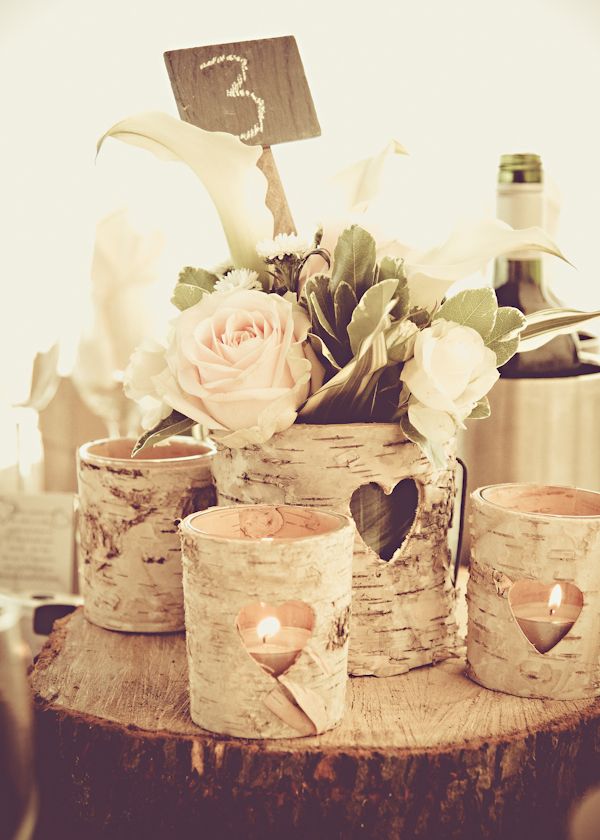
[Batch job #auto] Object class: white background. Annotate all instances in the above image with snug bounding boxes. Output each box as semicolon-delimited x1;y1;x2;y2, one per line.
2;0;600;393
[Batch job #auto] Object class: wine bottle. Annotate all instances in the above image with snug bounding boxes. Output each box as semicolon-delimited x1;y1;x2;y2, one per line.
494;153;581;377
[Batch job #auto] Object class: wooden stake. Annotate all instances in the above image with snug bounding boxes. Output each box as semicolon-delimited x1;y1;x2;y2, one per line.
164;37;321;237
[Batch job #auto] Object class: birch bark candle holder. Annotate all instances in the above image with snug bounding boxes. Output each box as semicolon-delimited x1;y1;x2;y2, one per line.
77;436;216;633
212;423;460;678
467;483;600;700
179;504;354;739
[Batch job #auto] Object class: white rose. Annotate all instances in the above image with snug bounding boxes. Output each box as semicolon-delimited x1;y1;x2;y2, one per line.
126;289;324;447
400;319;499;441
124;339;172;429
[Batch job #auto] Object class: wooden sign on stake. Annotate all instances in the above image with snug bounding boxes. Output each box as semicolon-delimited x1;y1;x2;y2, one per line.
164;36;321;236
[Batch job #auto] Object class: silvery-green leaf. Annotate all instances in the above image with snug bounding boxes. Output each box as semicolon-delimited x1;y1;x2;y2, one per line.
307;333;341;371
300;332;388;423
380;255;409;318
385;321;418;363
306;279;348;366
308;288;337;339
171;283;208;311
518;308;600;352
408;308;432;329
391;279;410;320
379;256;406;282
347;278;399;356
486;306;526;366
403;219;569;310
334;280;358;334
132;410;194;457
97;112;272;272
331;225;377;299
332;139;408;213
391;382;411;420
434;288;498;339
305;276;334;333
467;396;491;420
400;414;448;471
177;266;218;291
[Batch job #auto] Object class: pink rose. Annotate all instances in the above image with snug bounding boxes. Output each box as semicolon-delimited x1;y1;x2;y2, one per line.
144;289;323;446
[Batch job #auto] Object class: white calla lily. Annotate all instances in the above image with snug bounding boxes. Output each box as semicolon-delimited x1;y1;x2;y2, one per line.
333;139;408;213
97;111;273;272
379;219;569;310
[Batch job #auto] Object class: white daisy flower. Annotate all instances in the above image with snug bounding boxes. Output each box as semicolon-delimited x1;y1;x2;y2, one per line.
214;268;261;293
256;233;310;260
210;259;235;276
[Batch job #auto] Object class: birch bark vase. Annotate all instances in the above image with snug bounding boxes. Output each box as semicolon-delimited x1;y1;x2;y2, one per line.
77;437;216;633
212;423;459;677
467;483;600;699
179;504;354;739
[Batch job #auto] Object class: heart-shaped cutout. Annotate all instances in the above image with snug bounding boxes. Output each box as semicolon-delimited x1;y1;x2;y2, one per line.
236;600;315;677
350;480;419;562
508;579;583;654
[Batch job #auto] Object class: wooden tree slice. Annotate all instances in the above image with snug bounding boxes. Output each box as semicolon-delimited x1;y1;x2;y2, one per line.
31;610;600;840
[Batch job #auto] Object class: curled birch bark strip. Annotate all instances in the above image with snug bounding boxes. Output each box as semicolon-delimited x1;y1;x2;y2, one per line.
77;437;216;632
211;423;459;677
179;504;354;739
467;483;600;699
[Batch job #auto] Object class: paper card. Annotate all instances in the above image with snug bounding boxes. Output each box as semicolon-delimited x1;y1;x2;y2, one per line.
0;492;76;594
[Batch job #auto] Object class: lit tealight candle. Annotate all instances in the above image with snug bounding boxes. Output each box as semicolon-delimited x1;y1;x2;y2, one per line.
513;583;579;654
241;615;311;676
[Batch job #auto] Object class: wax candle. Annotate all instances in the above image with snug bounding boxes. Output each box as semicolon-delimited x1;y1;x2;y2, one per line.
513;584;579;653
241;616;311;676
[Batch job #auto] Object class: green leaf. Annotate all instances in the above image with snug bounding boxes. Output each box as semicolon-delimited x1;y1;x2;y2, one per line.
434;288;498;339
305;275;334;326
379;256;406;282
467;396;491;420
407;309;432;329
305;274;350;366
385;321;418;363
519;308;600;352
486;306;525;366
177;266;218;291
307;333;341;372
171;283;208;311
379;256;410;319
132;410;195;457
333;280;358;335
347;278;399;356
390;279;410;320
399;413;448;470
300;333;389;423
330;225;377;299
308;288;337;339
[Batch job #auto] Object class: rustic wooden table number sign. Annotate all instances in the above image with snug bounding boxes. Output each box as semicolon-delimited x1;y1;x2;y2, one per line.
164;36;321;236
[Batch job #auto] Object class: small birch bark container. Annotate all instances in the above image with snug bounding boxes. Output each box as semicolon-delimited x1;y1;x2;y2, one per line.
77;437;216;633
179;504;354;739
212;423;459;677
467;483;600;699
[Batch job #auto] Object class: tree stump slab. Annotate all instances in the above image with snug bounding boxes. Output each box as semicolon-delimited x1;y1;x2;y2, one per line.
31;610;600;840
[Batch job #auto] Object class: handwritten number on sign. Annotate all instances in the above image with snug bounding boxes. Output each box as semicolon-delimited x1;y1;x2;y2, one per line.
198;54;266;141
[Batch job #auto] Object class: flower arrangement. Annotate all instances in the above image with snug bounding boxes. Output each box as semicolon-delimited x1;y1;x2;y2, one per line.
98;112;598;467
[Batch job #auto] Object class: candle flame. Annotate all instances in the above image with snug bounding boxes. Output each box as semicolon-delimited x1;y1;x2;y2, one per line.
548;583;563;613
256;616;281;642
